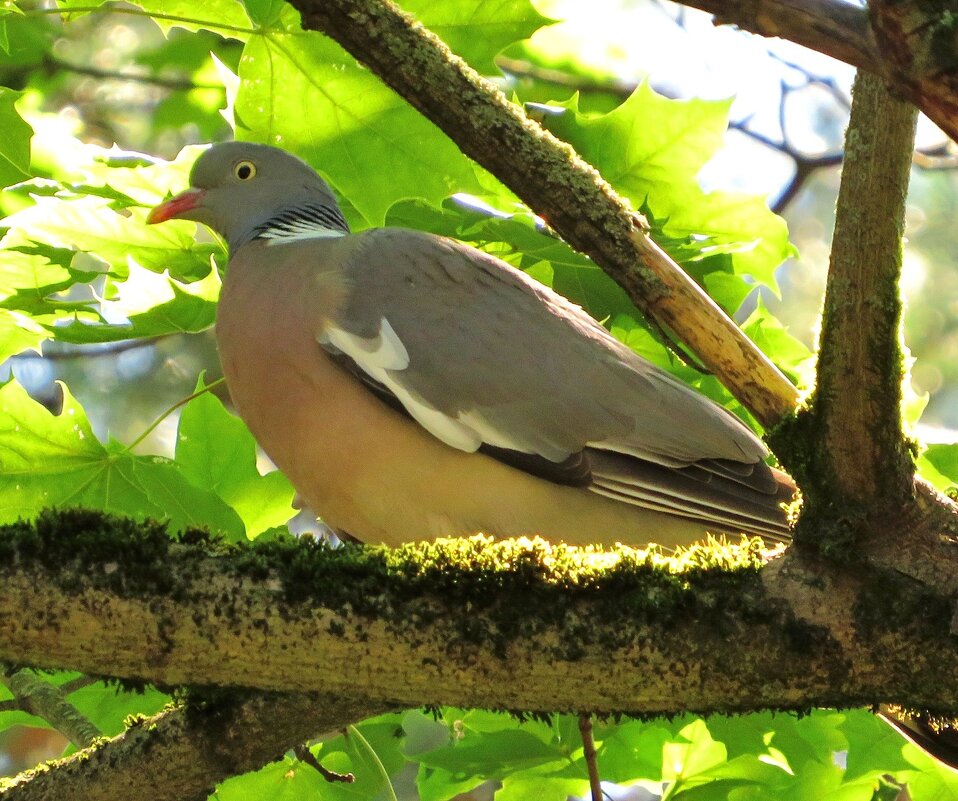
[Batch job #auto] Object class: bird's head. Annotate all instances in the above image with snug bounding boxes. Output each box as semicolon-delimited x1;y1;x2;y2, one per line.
147;142;347;251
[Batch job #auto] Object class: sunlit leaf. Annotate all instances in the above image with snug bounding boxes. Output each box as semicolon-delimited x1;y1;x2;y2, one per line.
841;710;913;783
65;680;170;737
0;246;75;302
543;85;793;291
918;442;958;492
176;382;296;538
0;307;46;361
663;720;728;785
498;776;588;801
212;756;328;800
234;4;485;223
0;88;32;187
0;380;243;539
44;262;220;344
597;720;671;783
1;196;217;280
403;0;551;74
741;296;814;387
416;728;566;776
904;759;958;801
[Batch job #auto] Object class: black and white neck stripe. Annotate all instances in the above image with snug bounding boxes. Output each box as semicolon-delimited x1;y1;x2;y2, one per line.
253;203;350;243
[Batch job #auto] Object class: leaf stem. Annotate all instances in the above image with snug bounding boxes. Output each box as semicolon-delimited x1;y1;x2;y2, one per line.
347;724;398;801
578;714;604;801
123;377;225;453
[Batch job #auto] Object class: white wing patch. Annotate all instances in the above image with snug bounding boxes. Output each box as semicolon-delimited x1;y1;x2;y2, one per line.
320;318;569;459
390;383;482;452
320;319;481;452
323;318;410;370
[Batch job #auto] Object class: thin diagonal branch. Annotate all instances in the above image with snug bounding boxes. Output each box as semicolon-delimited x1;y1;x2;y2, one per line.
1;670;101;749
289;0;800;428
56;677;100;696
45;55;223;92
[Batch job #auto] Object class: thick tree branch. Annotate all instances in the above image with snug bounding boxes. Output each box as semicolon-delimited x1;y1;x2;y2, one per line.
766;74;958;574
0;690;387;801
814;72;917;513
289;0;799;427
1;511;957;717
680;0;881;72
681;0;958;145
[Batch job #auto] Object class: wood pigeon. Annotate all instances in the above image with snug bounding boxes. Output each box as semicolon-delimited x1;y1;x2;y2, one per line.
148;142;794;548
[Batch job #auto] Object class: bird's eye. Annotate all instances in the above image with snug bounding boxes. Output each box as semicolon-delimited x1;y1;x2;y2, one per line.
233;161;256;181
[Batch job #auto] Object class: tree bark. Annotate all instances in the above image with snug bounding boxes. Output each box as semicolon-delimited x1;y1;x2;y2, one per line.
0;690;388;801
680;0;880;72
681;0;958;146
1;512;956;716
803;72;918;532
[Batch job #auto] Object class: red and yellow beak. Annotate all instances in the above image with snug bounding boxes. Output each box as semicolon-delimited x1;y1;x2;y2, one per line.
146;188;206;224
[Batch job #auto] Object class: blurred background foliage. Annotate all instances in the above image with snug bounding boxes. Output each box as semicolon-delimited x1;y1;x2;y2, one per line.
0;0;957;798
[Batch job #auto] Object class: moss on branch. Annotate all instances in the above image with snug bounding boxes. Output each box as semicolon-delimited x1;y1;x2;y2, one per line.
0;690;387;801
0;509;957;719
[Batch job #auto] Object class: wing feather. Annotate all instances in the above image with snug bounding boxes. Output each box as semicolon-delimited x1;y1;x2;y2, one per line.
309;227;791;537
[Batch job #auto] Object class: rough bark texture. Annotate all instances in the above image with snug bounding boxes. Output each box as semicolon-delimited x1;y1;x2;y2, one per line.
814;72;917;510
288;0;800;428
861;478;958;591
869;1;958;136
0;690;388;801
767;74;958;574
0;511;956;717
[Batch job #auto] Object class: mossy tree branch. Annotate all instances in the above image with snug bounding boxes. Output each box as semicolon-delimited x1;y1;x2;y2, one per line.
806;73;917;520
767;73;958;578
0;690;388;801
288;0;799;428
1;511;957;719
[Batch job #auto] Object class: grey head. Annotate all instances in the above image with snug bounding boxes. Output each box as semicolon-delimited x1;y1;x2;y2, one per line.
148;142;349;252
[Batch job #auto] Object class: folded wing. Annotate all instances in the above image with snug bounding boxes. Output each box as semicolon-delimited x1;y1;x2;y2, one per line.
314;227;793;539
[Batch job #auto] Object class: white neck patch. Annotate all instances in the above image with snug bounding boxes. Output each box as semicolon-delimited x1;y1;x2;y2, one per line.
256;203;350;245
260;222;348;244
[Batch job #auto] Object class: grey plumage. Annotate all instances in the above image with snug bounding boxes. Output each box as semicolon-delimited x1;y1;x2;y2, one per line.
322;227;792;538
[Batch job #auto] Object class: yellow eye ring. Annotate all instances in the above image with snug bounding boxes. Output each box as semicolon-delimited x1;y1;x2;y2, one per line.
233;160;256;180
